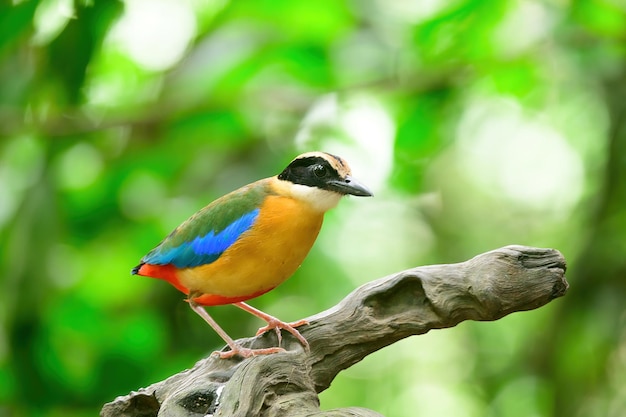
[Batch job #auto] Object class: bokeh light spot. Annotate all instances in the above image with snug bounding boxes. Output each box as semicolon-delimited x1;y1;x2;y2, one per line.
32;0;74;45
55;143;104;190
457;97;584;213
109;0;197;71
494;0;553;57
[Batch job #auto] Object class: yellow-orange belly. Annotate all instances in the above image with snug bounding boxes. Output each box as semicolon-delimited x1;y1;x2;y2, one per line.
176;195;323;303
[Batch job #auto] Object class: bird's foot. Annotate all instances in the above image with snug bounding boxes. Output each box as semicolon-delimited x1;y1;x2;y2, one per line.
256;318;310;351
213;345;286;359
232;302;310;351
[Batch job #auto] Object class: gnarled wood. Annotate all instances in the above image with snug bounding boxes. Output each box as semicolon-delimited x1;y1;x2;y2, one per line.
101;245;568;417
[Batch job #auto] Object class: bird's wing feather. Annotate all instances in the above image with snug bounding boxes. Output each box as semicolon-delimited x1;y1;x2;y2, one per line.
142;180;269;268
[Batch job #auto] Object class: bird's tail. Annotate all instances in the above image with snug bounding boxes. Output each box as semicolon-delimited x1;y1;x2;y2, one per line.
131;263;144;275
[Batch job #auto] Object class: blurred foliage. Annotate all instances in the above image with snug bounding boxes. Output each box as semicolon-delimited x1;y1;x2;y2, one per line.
1;0;626;416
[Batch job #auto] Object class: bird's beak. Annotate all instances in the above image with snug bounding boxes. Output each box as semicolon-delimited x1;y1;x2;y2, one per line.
327;175;373;197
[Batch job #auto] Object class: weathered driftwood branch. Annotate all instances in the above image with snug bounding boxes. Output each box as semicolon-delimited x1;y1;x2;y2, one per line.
101;245;568;417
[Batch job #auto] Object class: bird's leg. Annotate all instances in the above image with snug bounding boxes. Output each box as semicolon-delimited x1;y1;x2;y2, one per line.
188;296;285;359
233;302;309;351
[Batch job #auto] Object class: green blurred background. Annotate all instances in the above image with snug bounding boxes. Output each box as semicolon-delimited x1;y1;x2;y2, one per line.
1;0;625;416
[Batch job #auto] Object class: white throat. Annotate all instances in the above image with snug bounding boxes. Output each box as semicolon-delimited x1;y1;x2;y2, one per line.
288;183;343;212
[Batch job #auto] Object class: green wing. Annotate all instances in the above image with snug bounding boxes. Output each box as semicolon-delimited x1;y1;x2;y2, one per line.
142;180;270;268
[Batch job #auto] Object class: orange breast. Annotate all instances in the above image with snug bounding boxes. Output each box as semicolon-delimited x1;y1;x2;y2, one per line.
176;195;324;304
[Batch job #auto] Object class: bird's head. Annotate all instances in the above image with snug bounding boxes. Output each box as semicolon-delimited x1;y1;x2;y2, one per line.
275;151;373;212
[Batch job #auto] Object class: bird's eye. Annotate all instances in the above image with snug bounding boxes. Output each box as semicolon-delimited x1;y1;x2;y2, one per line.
313;164;327;178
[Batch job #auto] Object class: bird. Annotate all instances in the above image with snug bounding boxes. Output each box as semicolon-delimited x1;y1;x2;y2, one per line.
132;152;372;358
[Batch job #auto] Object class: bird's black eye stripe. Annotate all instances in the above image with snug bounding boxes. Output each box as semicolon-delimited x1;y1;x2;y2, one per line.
278;156;340;188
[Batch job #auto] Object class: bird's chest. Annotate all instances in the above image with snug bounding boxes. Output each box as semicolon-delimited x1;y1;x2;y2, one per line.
179;196;324;297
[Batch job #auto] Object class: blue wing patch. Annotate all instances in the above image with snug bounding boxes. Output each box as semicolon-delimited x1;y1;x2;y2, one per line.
144;208;260;268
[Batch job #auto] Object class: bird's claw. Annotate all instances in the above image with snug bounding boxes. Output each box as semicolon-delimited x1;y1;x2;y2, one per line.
256;319;310;351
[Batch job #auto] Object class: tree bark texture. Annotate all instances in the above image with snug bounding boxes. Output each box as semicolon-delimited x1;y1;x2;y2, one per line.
101;245;568;417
